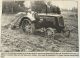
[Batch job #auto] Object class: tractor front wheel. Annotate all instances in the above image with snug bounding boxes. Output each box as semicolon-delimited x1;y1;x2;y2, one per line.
45;28;55;38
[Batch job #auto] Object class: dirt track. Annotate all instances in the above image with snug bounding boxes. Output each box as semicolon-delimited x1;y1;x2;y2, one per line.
1;12;79;52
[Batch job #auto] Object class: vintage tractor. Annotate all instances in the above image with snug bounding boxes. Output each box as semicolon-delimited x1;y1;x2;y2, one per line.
9;11;70;38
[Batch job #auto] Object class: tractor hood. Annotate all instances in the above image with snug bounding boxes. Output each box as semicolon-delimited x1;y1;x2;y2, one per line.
37;13;62;17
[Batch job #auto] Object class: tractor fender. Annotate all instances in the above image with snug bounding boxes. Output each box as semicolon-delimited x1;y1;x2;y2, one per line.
20;11;36;22
12;12;36;28
19;15;36;27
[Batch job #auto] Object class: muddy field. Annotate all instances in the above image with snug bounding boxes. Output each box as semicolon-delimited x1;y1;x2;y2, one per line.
1;12;79;52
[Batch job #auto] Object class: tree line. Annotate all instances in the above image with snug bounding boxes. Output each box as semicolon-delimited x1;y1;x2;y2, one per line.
31;1;61;14
2;1;61;14
2;1;26;14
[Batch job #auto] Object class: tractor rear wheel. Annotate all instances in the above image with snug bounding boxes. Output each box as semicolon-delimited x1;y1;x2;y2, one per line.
21;19;35;34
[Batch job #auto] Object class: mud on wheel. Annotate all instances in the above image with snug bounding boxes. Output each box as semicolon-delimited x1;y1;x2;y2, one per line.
64;30;70;38
21;19;35;34
63;25;70;38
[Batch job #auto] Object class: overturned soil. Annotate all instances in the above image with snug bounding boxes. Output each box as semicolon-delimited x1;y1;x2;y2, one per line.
1;12;79;52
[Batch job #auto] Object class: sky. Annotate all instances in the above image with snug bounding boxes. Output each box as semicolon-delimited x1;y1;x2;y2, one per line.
51;1;77;10
24;0;77;10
